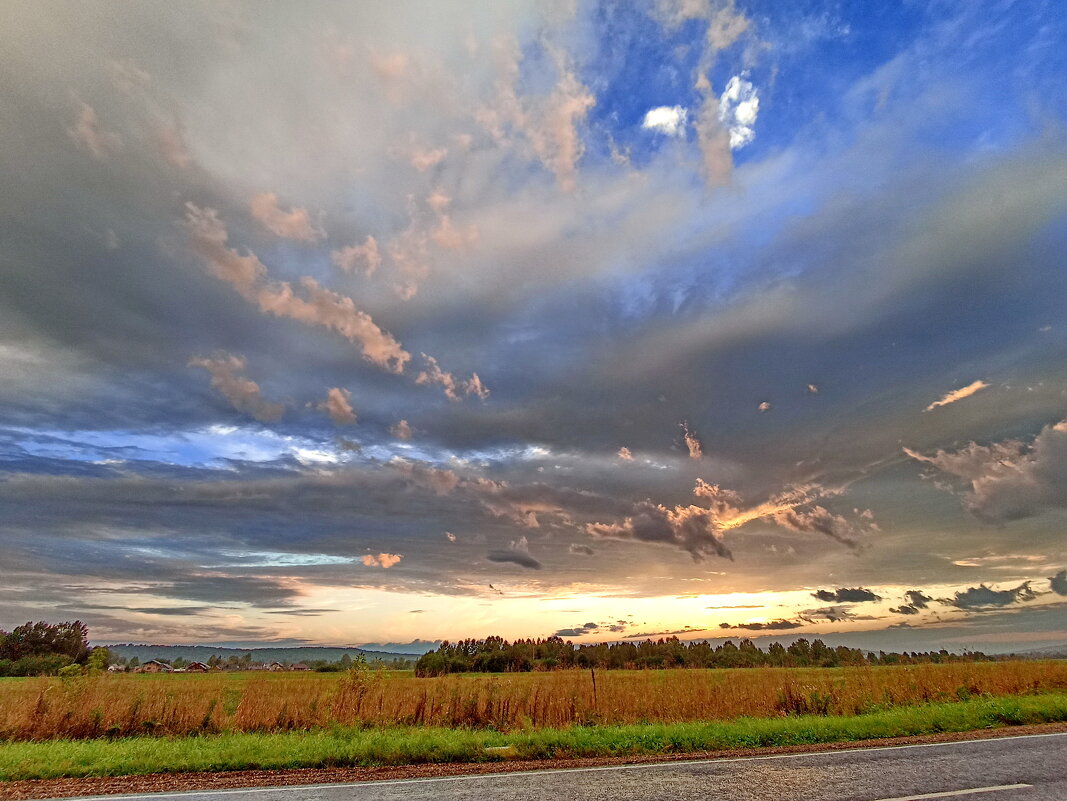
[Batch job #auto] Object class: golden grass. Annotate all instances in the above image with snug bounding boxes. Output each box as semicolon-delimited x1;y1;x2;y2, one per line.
1;661;1064;741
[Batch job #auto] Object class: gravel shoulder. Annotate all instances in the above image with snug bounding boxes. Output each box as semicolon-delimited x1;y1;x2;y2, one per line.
3;721;1066;800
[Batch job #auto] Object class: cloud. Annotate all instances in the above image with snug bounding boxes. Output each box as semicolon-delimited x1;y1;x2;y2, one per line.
681;421;703;459
249;193;325;242
799;606;864;623
188;353;285;423
924;380;989;411
905;420;1067;522
67;100;122;159
758;401;771;412
486;535;541;569
331;236;382;276
719;619;803;630
587;499;732;561
389;419;413;440
587;478;873;561
108;58;152;93
642;105;688;137
656;0;751;54
617;447;633;460
415;354;490;401
156;124;192;168
770;503;866;549
317;387;357;425
1050;570;1067;597
718;74;759;150
905;590;933;609
807;384;819;393
184;204;410;373
943;582;1037;610
147;575;300;606
553;621;599;637
362;553;402;568
812;587;881;603
409;146;447;172
444;531;457;542
476;37;595;192
693;93;733;186
568;543;594;556
891;589;934;614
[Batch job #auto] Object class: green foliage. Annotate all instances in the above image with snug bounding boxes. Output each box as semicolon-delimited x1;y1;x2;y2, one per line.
85;647;112;676
0;621;89;663
415;635;995;676
0;692;1063;781
0;654;75;677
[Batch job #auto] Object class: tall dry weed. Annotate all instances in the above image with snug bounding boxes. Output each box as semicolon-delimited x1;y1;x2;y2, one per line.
0;661;1063;741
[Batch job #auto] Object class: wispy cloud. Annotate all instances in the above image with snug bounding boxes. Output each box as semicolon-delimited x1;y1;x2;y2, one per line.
924;380;989;411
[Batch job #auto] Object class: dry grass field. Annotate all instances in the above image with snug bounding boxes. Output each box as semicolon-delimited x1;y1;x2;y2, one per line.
2;661;1065;741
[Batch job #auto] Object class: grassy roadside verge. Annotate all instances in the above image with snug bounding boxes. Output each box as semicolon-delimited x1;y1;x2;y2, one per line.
2;693;1066;781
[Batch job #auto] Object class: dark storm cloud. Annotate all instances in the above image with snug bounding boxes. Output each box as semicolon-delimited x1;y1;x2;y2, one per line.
486;537;542;570
586;500;733;561
799;606;879;624
891;590;934;615
553;622;599;638
905;421;1067;524
140;576;300;606
1050;570;1067;597
622;627;704;639
129;606;216;616
719;619;803;631
905;591;933;609
263;609;341;616
812;588;881;603
943;583;1038;610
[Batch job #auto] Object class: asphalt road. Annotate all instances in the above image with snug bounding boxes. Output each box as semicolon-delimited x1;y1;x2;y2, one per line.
72;732;1067;801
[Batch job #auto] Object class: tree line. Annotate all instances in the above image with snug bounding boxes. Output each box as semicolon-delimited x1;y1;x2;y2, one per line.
415;635;996;676
0;621;111;677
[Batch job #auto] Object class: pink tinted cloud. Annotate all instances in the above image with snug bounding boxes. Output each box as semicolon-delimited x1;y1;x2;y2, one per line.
249;192;325;242
331;236;382;276
67;100;122;159
318;387;357;425
184;204;410;374
362;553;402;568
188;352;284;423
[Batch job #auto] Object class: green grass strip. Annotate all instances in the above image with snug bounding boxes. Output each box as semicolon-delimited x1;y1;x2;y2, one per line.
2;693;1065;781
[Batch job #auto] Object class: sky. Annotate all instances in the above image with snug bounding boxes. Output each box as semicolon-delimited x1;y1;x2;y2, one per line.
1;0;1066;654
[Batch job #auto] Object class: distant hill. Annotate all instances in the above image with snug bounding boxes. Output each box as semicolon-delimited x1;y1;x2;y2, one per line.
1010;643;1067;659
102;643;414;664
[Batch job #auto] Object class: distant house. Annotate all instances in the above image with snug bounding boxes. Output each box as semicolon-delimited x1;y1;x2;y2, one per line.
186;661;210;672
268;662;286;672
291;663;310;671
106;664;125;673
141;660;172;673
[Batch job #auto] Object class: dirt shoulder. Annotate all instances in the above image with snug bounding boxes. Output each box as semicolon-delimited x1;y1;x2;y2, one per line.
3;721;1067;800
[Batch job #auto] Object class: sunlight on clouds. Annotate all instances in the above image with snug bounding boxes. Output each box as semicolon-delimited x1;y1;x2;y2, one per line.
642;105;688;137
719;74;759;149
924;380;989;411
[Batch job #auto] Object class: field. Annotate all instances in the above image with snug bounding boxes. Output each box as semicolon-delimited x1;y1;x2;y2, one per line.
1;661;1065;740
1;662;1066;782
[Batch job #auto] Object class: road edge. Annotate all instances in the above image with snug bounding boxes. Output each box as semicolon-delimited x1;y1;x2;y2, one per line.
3;721;1067;800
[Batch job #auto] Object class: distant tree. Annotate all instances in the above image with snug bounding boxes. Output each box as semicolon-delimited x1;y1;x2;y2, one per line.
0;621;89;663
85;647;111;675
340;653;352;668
